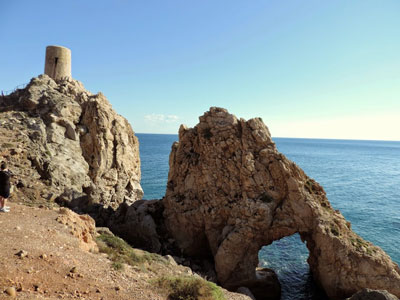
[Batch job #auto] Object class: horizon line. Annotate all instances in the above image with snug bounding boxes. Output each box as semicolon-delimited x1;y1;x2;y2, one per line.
135;132;400;143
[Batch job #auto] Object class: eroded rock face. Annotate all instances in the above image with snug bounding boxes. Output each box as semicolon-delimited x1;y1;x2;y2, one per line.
56;207;98;252
0;75;142;208
105;200;163;253
163;107;400;299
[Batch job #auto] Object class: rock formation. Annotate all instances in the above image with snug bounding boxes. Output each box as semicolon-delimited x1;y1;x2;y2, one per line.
103;199;164;253
0;74;142;208
163;107;400;299
56;207;98;252
348;289;398;300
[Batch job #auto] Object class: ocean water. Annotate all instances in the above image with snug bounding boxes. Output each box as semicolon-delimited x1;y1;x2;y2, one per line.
137;134;400;299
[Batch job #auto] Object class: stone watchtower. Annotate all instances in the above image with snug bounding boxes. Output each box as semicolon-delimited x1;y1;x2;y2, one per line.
44;45;71;80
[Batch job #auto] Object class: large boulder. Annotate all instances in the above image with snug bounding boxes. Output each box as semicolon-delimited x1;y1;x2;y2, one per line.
163;107;400;299
0;75;142;208
348;289;398;300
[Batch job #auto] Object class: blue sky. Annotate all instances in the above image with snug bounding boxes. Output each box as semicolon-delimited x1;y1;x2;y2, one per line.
1;1;399;140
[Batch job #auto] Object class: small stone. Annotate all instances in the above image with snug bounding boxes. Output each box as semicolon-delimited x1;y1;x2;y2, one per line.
115;286;120;291
164;255;178;266
11;148;22;155
70;266;77;273
5;287;16;297
15;250;28;258
16;180;24;188
39;254;47;259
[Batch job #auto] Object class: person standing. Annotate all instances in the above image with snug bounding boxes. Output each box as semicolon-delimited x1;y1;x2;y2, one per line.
0;161;12;213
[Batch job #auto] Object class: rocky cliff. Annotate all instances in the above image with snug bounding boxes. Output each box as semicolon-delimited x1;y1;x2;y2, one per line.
2;78;399;300
0;79;252;300
163;107;400;299
0;75;142;208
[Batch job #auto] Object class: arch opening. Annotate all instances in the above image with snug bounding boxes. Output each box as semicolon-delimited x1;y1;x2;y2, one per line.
258;233;327;300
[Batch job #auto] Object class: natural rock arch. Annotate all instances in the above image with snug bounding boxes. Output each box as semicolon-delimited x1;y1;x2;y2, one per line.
163;107;400;299
258;233;321;299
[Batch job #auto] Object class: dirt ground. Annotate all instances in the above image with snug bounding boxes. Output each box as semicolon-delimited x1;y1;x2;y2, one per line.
0;202;250;300
0;202;168;299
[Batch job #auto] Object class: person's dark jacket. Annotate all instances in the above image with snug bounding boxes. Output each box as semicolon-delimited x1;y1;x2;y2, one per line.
0;170;12;198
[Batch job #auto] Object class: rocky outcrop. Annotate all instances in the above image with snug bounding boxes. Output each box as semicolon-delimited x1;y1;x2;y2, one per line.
349;289;398;300
56;207;98;252
0;75;142;208
103;200;164;253
163;107;400;299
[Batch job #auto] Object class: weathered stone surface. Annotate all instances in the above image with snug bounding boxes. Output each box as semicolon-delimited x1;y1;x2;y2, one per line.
349;288;398;300
105;200;163;253
80;92;142;207
0;74;142;208
56;207;98;252
163;107;400;299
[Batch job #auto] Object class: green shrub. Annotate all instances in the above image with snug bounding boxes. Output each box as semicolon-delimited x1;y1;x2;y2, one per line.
154;276;225;300
349;236;375;254
112;261;124;270
96;233;167;269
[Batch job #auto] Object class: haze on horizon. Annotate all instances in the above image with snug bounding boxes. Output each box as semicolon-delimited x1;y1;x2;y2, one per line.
1;1;399;141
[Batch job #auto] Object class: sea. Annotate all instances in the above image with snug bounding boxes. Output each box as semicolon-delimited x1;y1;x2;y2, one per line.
137;133;400;300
